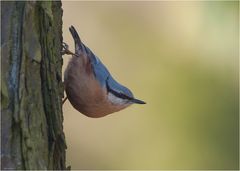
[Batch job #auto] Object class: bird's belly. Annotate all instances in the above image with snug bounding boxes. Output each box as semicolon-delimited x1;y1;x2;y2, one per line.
64;59;130;117
66;86;127;117
65;83;129;117
65;70;125;117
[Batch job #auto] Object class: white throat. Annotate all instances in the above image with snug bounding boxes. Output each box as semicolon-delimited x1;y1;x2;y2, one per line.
107;92;129;105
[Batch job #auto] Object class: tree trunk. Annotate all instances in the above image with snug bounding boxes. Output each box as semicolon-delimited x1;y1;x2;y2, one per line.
1;1;66;170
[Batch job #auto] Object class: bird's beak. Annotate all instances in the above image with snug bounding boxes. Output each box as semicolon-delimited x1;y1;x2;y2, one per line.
131;98;146;104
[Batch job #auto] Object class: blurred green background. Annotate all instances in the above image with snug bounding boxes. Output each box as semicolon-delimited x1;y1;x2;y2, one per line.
62;1;239;170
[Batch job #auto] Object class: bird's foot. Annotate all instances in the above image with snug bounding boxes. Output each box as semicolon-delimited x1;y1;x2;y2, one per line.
61;42;78;56
62;96;68;105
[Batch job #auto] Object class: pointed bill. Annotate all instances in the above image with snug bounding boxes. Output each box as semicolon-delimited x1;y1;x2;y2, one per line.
131;98;146;104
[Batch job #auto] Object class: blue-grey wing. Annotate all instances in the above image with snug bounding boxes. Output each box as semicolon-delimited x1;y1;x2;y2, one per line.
84;44;133;97
92;59;110;86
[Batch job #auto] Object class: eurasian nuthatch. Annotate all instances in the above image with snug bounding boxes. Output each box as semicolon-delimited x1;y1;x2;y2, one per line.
63;26;145;118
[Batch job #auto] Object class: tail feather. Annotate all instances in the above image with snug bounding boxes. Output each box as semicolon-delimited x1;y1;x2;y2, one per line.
69;25;99;64
69;25;86;55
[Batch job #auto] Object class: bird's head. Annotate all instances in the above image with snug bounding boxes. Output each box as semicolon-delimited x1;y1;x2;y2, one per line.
106;76;146;107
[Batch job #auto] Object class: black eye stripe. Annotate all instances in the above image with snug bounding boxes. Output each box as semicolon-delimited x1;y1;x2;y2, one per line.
111;90;132;100
106;78;132;100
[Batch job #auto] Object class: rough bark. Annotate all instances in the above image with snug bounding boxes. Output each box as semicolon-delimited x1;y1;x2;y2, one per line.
1;1;66;170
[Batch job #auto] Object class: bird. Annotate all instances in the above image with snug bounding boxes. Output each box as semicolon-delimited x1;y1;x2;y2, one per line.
63;26;145;118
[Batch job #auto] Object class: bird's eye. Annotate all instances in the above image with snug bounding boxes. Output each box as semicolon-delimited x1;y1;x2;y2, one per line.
106;78;133;100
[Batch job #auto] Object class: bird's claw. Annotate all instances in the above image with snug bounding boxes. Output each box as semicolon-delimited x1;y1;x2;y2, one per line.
62;96;68;105
61;42;78;56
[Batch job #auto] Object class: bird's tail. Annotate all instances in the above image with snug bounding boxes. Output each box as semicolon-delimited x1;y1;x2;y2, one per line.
69;26;99;64
69;25;86;55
